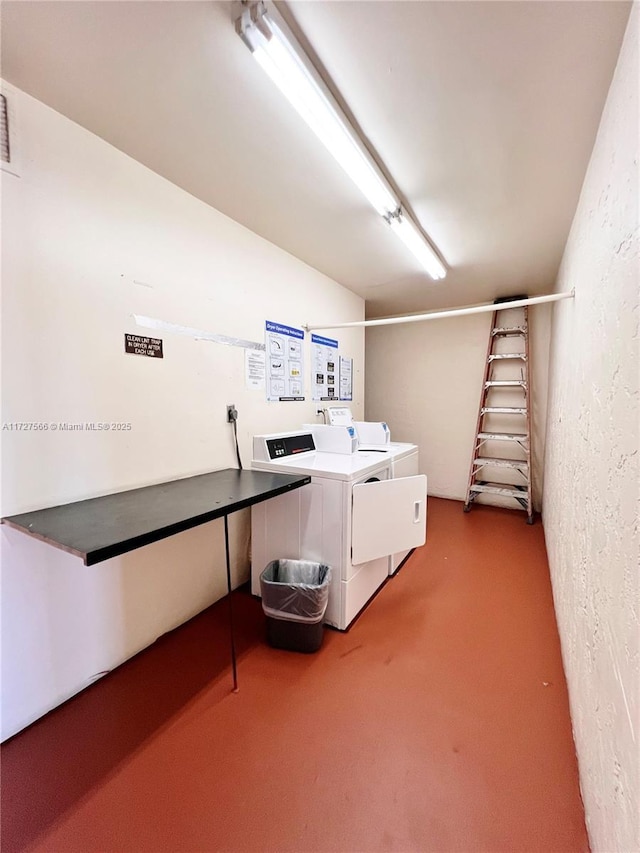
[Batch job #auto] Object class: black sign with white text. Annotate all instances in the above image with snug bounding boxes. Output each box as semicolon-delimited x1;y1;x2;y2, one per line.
124;334;163;358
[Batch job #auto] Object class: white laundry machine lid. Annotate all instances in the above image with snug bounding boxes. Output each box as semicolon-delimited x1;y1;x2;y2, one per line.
252;451;390;481
252;430;392;480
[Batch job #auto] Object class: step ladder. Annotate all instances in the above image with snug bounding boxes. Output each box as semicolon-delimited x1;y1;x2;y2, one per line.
463;297;534;524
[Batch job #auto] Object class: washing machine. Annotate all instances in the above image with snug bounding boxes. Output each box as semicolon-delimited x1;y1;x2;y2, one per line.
251;430;427;630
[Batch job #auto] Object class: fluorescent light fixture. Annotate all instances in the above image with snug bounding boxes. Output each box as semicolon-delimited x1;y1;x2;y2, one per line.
385;209;446;280
236;2;446;280
253;41;398;216
237;3;395;216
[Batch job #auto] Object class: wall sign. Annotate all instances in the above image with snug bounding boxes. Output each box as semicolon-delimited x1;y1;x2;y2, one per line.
124;333;164;358
245;348;266;390
265;321;305;401
311;334;339;401
339;356;353;401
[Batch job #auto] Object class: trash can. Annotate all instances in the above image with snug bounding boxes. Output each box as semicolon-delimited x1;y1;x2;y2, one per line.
260;559;332;653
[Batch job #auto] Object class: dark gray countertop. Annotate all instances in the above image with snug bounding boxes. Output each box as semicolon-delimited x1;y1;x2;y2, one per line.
2;468;310;565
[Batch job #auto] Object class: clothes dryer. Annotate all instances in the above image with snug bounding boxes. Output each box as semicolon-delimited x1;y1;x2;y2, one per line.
251;431;427;630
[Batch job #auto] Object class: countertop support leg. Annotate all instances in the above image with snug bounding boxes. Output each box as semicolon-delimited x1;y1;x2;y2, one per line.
224;514;239;692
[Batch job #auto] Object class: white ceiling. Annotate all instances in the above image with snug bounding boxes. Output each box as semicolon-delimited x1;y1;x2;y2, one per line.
1;0;631;317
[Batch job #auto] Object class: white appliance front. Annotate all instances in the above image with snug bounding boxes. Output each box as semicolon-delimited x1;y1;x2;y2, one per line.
352;475;427;565
251;468;392;630
250;432;426;630
386;446;422;574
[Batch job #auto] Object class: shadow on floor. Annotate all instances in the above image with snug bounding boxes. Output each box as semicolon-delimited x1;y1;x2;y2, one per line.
0;588;263;852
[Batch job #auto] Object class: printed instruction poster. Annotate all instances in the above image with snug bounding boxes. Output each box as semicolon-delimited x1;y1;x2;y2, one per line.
265;321;305;401
311;334;339;401
339;356;353;401
245;348;266;390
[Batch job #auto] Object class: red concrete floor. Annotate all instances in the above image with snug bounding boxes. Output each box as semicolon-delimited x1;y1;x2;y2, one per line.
1;498;588;853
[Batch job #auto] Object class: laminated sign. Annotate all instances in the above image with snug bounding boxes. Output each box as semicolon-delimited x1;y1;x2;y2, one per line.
311;334;339;401
339;355;353;401
265;321;305;401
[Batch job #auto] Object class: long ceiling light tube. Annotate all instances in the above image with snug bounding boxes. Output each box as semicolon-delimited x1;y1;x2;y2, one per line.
303;290;575;332
385;209;446;280
236;1;446;280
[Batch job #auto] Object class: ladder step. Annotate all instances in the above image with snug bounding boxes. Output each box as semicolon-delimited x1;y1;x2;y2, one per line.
492;326;527;337
478;432;528;442
481;406;527;415
488;353;527;362
469;483;528;498
473;457;529;470
466;304;532;520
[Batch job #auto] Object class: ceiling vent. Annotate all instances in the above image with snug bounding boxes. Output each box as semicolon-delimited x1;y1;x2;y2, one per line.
1;94;11;164
0;82;21;177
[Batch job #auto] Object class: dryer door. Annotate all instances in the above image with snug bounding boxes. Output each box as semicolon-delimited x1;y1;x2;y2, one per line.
351;475;427;565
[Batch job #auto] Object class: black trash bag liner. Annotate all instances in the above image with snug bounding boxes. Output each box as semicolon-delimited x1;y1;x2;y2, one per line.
260;559;331;624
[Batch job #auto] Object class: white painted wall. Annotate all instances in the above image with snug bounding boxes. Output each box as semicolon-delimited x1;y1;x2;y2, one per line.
0;84;364;741
365;306;550;511
542;7;639;852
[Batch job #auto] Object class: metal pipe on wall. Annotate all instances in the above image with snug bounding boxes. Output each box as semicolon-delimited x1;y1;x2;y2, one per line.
304;289;574;332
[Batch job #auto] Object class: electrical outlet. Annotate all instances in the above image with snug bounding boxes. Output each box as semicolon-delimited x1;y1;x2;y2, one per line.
227;404;238;423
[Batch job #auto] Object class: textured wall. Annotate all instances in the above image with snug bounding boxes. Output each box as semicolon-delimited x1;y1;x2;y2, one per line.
542;7;639;852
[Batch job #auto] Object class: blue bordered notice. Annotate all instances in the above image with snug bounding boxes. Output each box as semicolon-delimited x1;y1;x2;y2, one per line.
265;321;305;401
311;333;339;401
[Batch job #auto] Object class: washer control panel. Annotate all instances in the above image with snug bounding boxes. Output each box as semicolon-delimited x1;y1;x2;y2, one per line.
265;433;316;460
